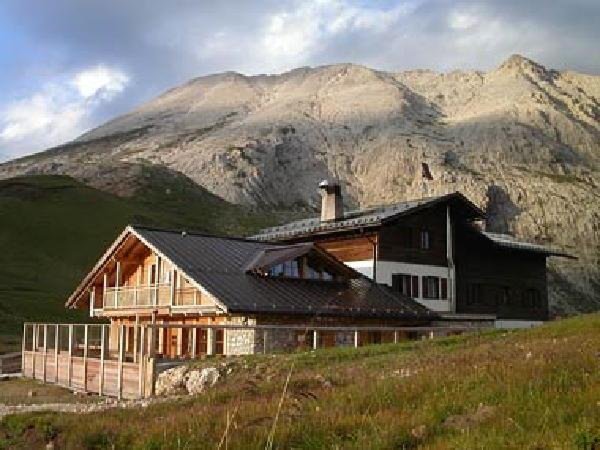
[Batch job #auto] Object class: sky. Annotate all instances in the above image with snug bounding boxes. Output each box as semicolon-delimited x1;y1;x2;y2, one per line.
0;0;598;161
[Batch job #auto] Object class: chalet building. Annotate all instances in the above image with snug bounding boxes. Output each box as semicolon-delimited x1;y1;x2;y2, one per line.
66;226;436;358
252;181;572;327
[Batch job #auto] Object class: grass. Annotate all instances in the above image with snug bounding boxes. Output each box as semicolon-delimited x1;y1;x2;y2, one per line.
0;172;289;352
0;379;100;406
1;313;598;449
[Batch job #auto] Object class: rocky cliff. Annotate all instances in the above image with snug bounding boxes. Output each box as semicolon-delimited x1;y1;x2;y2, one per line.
1;54;598;314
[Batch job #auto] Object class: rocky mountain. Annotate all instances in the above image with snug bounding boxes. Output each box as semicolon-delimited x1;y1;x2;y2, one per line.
1;54;599;314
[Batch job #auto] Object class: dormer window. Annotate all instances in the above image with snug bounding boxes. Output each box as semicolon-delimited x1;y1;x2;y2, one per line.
269;260;299;278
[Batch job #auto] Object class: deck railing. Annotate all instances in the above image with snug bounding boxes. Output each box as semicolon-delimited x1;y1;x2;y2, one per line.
102;285;202;309
22;321;488;399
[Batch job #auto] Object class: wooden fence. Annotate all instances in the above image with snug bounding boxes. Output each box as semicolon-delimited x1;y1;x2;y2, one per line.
22;322;483;398
22;323;154;399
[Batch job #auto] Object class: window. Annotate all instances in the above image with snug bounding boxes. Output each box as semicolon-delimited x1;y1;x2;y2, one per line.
392;274;421;297
268;260;299;278
392;274;412;296
441;278;448;300
422;276;440;299
420;230;431;250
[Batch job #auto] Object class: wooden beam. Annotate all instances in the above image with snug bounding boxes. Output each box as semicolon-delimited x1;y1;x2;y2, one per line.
99;325;105;396
54;325;59;383
31;324;37;379
103;273;108;308
138;325;145;398
191;328;197;359
354;330;359;348
207;328;215;356
117;324;125;400
170;268;176;306
83;324;88;392
115;261;121;307
21;323;26;378
67;324;73;388
313;330;318;350
153;256;160;305
133;315;139;363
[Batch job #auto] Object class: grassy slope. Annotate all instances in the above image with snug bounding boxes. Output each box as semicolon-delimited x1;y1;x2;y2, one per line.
1;314;599;449
0;173;281;352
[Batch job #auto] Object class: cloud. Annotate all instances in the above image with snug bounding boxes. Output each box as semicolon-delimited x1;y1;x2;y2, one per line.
0;65;129;157
72;66;129;100
0;0;598;159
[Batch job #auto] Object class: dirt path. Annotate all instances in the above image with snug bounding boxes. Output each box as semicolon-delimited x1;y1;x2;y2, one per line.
0;397;173;420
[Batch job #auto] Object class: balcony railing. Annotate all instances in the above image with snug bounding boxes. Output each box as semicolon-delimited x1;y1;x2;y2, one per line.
102;285;202;309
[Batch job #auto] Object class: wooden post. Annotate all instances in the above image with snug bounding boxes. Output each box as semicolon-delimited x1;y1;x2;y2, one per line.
43;325;48;381
207;328;215;356
191;328;197;359
117;324;125;400
394;331;398;344
138;325;145;398
67;324;73;387
263;329;268;354
83;324;89;391
133;315;139;363
21;323;27;377
313;330;318;350
54;325;59;383
354;330;359;348
32;324;37;378
177;327;183;357
103;273;108;308
90;288;96;318
99;325;105;396
154;256;160;305
170;269;176;306
115;261;121;308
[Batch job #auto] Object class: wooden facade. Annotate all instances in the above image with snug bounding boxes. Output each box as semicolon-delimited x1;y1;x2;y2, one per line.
267;194;560;322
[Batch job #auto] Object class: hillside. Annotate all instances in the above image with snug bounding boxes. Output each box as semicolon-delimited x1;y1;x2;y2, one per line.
0;172;282;352
0;54;599;313
1;313;598;449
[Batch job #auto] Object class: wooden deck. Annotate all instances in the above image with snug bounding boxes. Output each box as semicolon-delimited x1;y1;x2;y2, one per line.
22;351;152;399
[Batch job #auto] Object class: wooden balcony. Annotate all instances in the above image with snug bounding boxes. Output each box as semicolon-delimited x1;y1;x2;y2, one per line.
99;284;210;311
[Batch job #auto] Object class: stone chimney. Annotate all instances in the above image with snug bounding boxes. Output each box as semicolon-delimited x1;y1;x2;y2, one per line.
319;180;343;222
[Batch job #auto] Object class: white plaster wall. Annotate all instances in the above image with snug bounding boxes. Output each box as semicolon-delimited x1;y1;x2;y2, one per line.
345;259;452;312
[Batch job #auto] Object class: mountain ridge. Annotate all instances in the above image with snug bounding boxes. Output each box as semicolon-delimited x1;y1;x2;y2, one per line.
0;54;599;314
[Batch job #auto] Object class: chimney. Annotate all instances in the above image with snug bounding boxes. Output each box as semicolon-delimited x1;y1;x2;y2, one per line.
319;180;343;222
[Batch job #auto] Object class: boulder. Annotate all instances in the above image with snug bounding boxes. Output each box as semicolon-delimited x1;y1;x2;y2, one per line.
155;365;188;396
185;368;220;395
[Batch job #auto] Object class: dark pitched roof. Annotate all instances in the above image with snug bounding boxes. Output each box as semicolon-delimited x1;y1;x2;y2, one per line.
481;232;574;258
251;192;484;241
130;226;436;321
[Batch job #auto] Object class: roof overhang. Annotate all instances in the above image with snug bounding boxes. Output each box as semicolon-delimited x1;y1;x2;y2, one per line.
65;226;231;312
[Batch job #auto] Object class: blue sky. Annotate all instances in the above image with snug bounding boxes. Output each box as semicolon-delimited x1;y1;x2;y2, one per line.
0;0;598;161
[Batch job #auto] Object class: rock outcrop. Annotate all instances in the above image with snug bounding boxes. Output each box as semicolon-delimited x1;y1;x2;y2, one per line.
155;365;222;396
1;55;598;313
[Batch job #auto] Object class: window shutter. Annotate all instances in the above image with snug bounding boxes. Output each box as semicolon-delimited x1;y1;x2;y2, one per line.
412;276;419;298
441;278;448;299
